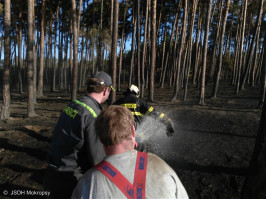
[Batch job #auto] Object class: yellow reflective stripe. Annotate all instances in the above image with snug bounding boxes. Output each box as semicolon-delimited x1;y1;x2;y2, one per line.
121;103;137;109
146;106;154;115
74;100;97;118
159;113;165;119
131;112;143;117
110;86;115;92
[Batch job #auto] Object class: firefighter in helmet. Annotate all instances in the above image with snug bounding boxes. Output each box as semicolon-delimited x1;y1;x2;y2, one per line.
114;84;174;137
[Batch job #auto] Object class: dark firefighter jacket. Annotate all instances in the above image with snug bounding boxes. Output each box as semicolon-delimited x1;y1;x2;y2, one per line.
46;94;105;178
114;94;167;128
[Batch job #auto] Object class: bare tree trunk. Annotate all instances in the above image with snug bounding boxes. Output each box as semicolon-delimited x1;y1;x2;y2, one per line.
171;0;187;102
183;0;198;101
33;3;37;103
118;0;128;92
1;0;11;120
51;5;59;92
240;0;263;90
146;2;151;89
193;7;202;86
236;0;248;94
79;35;85;89
159;20;167;83
47;16;53;91
252;36;261;87
58;24;64;89
198;0;213;105
110;0;119;104
141;0;149;98
160;11;179;88
209;0;223;82
211;0;230;98
232;21;240;86
17;6;23;94
37;0;46;97
69;19;73;92
27;0;37;117
147;0;156;102
129;6;136;86
137;0;141;90
171;20;181;88
71;0;79;100
63;34;68;89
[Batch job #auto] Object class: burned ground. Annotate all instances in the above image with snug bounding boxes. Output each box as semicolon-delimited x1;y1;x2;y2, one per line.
0;82;262;198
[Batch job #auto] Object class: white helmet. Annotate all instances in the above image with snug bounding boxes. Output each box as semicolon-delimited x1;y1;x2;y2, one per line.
129;84;140;97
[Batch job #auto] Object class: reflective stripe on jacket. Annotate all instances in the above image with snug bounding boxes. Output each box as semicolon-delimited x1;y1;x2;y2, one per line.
114;94;163;125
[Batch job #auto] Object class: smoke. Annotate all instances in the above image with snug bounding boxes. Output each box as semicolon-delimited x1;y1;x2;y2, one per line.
135;116;175;160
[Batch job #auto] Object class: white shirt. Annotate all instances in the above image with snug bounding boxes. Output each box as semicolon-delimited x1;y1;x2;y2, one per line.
72;149;189;199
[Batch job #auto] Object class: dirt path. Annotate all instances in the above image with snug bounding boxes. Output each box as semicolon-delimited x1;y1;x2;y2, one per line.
0;82;261;198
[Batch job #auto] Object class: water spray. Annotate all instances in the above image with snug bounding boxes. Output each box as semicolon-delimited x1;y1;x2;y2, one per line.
135;116;175;160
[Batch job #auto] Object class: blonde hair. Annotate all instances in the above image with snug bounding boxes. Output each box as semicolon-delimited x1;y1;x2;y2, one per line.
96;105;134;147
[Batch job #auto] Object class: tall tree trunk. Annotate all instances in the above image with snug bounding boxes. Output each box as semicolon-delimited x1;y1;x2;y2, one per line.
137;0;141;90
160;11;179;88
211;0;230;98
69;19;73;92
159;20;167;83
63;33;68;89
171;0;187;102
129;6;136;86
1;0;11;120
71;0;79;100
96;0;104;71
141;0;149;98
198;0;213;105
146;1;151;89
58;24;64;89
110;0;119;104
240;0;263;90
209;0;223;82
118;0;128;92
33;3;37;103
147;0;156;102
17;6;23;94
183;0;198;101
171;19;181;88
47;16;53;90
37;0;46;97
79;35;85;89
232;21;240;86
51;4;59;92
252;36;261;87
193;7;202;86
236;0;248;94
27;0;36;117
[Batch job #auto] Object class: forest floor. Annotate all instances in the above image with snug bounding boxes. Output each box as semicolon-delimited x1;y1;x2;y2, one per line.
0;81;263;199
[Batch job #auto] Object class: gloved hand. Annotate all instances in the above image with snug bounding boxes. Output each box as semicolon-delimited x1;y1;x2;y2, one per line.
166;123;174;137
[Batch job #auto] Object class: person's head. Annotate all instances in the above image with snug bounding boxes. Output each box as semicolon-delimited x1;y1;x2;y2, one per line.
87;71;114;103
95;105;135;149
124;84;140;97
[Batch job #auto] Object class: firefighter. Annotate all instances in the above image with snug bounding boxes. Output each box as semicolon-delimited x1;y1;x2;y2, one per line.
71;105;189;199
114;84;175;137
43;71;113;198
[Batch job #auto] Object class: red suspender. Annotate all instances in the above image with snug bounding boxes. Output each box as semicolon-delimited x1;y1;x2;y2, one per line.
95;151;148;199
95;160;134;199
133;152;147;199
